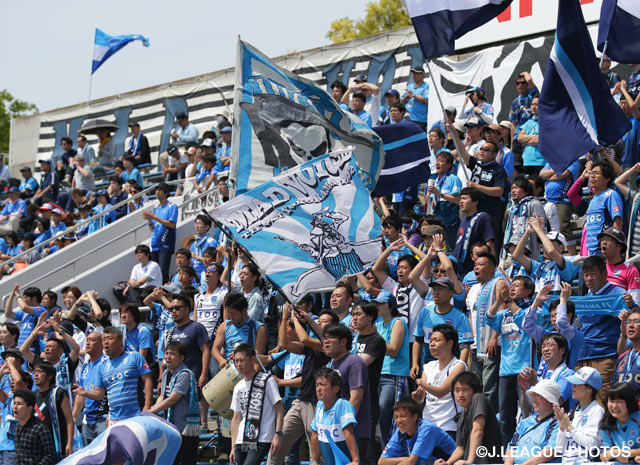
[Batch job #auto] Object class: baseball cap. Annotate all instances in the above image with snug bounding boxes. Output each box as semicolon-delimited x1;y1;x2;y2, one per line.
175;112;187;120
19;166;30;172
384;89;400;99
453;120;466;134
374;289;397;307
220;126;232;133
565;367;602;391
410;66;425;73
62;234;77;241
429;277;455;291
1;347;24;364
444;105;457;115
38;203;54;212
156;182;171;193
499;120;512;131
547;231;568;249
464;117;483;128
128;122;140;128
354;73;367;82
161;282;183;295
38;159;51;164
8;187;19;194
167;145;178;156
465;86;484;95
201;138;215;148
421;224;445;238
482;123;503;137
95;189;108;198
527;379;561;405
598;227;626;246
22;232;36;242
51;208;64;216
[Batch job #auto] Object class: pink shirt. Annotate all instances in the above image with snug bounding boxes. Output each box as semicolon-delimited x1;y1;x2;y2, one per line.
607;261;640;291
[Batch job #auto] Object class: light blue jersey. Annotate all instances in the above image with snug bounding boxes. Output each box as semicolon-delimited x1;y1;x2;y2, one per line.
311;398;357;465
487;308;531;376
601;410;640;451
414;303;473;363
376;317;410;376
122;325;155;362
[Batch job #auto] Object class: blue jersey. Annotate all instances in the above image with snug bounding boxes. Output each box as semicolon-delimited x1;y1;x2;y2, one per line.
432;172;462;226
14;306;47;347
190;234;218;275
613;349;640;399
382;418;456;463
79;356;109;425
352;109;373;127
153;303;175;360
582;283;625;360
1;199;26;218
311;398;357;465
601;410;640;451
403;81;429;123
585;188;623;255
88;203;115;234
530;257;574;293
151;201;178;252
376;317;410;376
509;414;560;464
543;160;579;205
121;168;143;187
96;351;150;421
0;394;14;451
414;303;473;363
508;87;538;140
386;245;412;280
520;118;545;167
50;221;66;237
487;308;531;376
122;325;155;362
19;177;38;193
223;319;263;358
622;116;640;167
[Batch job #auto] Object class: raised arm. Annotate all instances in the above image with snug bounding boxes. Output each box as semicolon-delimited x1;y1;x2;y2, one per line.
615;163;640;198
446;121;471;166
512;225;534;272
408;247;435;298
432;234;463;294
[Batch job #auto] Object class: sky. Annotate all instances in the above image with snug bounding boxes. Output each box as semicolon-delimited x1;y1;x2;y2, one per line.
0;0;371;113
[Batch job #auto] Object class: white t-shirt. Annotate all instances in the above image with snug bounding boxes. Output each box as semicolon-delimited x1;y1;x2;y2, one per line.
194;286;228;339
168;152;189;167
555;399;604;463
130;261;163;288
383;276;425;343
422;358;466;432
231;375;281;445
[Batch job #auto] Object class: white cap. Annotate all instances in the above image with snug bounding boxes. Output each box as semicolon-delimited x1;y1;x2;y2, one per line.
527;379;561;405
547;231;567;248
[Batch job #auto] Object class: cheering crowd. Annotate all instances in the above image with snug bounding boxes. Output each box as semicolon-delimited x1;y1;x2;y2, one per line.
2;54;640;465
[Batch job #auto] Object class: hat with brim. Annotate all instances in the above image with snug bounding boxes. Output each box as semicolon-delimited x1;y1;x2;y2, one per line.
565;367;602;391
527;379;561;405
482;123;503;138
429;277;455;291
598;227;626;250
1;347;24;364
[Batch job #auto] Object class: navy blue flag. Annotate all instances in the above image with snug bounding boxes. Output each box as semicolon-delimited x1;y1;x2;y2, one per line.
598;0;640;63
372;120;430;197
404;0;513;59
92;29;150;74
538;0;631;175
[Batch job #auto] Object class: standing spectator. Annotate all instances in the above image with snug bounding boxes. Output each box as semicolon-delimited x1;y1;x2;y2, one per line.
330;80;349;111
388;102;408;125
143;182;178;284
4;284;47;348
229;344;284;465
73;326;153;422
72;331;107;445
452;189;496;276
190;214;218;276
235;264;264;323
120;303;154;365
71;154;95;193
584;161;623;256
508;72;538;165
310;368;359;465
18;167;38;199
126;122;151;166
599;227;640;304
579;256;626;404
628;64;640;98
503;177;546;260
378;89;401;125
426;127;451;175
539;160;580;255
615;307;640;399
401;66;429;130
13;389;57;465
615;163;640;257
601;55;620;90
0;355;30;465
617;80;640;168
322;323;371;457
517;97;545;176
170;112;199;146
150;341;200;465
482;123;514;181
76;135;95;165
460;87;494;123
349;93;373;127
427;151;462;249
341;74;381;122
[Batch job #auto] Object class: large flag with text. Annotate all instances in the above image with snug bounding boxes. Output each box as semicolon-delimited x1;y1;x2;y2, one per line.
539;0;630;174
92;29;150;74
404;0;513;59
598;0;640;63
230;40;384;196
212;148;381;302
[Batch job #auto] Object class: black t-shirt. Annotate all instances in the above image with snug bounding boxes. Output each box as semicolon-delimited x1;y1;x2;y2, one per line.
457;393;502;464
354;331;386;410
299;345;330;403
35;387;69;452
467;157;507;223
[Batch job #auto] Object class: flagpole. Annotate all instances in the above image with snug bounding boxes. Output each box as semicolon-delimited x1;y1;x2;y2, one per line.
88;73;94;107
599;40;608;67
425;60;468;182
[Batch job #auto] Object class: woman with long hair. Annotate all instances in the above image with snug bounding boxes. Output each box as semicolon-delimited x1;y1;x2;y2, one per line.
599;383;640;463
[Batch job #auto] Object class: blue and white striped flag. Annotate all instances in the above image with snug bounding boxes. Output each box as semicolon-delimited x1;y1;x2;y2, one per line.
211;148;382;302
404;0;513;59
230;39;383;196
92;28;150;74
539;0;631;175
598;0;640;63
58;412;181;465
372;120;430;197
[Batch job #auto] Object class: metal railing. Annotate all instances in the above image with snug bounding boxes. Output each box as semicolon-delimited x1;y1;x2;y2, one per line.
0;177;194;271
0;178;219;306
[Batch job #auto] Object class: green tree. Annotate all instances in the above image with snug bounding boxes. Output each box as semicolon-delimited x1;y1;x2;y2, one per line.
327;0;412;44
0;90;38;154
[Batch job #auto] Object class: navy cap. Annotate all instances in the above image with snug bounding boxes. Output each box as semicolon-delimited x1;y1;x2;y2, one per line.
8;187;19;194
410;66;425;73
220;126;232;133
156;182;171;193
354;73;367;82
384;89;400;98
175;112;187;120
374;289;397;307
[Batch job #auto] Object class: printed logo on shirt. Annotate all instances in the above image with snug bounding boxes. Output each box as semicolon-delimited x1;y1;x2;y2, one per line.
614;206;620;213
615;270;622;277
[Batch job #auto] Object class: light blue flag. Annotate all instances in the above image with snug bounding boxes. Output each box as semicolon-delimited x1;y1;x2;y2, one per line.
230;39;384;196
92;28;150;74
211;148;382;302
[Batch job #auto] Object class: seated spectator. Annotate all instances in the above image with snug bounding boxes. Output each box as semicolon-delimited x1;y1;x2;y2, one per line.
120;155;143;189
379;397;456;464
126;181;145;213
108;176;128;220
190;214;218;276
120;245;162;305
553;367;604;463
96;128;115;167
49;207;66;237
504;380;561;465
215;126;232;173
310;368;359;465
18;166;38;199
163;145;189;182
599;383;640;462
126;122;151;166
412;323;467;437
169;249;192;284
193;154;217;194
0;232;24;275
436;371;502;465
87;190;114;235
0;187;26;236
32;159;60;207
